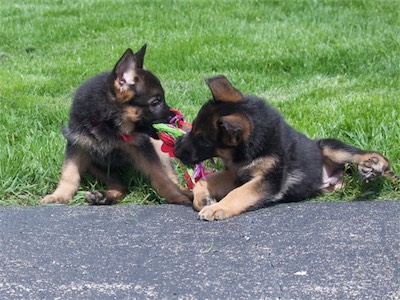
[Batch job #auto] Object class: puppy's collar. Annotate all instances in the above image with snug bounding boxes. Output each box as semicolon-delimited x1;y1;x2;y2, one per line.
120;133;134;142
89;118;134;142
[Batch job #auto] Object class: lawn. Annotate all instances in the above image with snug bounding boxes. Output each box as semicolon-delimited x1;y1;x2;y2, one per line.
1;0;399;205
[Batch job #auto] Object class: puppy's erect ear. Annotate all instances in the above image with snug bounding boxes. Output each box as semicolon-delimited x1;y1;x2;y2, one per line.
114;48;137;85
217;114;251;146
205;75;243;103
133;43;147;69
113;44;147;84
112;46;146;102
112;49;136;102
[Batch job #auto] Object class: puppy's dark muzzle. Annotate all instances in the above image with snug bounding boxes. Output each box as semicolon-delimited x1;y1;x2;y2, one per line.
174;136;197;166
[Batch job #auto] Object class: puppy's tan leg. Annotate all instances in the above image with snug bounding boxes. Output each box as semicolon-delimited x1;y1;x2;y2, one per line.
198;178;263;221
320;139;392;181
151;139;192;200
193;170;236;211
123;140;192;205
85;165;126;205
142;161;193;205
41;149;90;205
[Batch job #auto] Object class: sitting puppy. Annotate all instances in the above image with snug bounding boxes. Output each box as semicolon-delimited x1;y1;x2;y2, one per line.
174;75;392;220
41;44;191;206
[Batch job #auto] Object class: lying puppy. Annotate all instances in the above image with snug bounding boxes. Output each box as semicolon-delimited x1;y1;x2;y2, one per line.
41;44;192;206
174;75;391;220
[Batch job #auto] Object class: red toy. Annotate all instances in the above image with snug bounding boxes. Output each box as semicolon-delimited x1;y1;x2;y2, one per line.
153;109;213;189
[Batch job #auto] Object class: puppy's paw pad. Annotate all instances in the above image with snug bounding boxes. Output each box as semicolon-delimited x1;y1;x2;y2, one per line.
85;191;108;205
358;155;390;181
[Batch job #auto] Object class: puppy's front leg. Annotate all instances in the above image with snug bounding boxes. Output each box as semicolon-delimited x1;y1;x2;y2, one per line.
122;140;192;205
198;178;263;221
193;170;236;211
41;148;90;205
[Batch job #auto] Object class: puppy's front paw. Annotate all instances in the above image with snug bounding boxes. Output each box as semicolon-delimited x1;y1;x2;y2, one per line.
181;188;194;202
40;194;70;205
174;194;193;206
358;155;391;181
198;203;232;221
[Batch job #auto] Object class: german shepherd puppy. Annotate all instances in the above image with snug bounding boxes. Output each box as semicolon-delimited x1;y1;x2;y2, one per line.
174;75;392;220
41;44;192;206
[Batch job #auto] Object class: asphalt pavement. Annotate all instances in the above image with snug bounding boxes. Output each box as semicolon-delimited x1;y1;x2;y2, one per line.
0;200;399;299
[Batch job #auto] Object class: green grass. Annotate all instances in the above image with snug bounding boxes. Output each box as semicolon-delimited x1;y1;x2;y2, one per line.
1;0;399;206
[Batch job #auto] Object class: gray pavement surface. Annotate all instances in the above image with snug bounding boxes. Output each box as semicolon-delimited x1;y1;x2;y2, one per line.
0;200;399;299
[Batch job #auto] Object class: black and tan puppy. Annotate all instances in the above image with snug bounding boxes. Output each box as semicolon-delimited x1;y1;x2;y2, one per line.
41;44;191;206
174;75;392;220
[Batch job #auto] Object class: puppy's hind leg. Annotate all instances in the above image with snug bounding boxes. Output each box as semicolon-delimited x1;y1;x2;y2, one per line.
85;165;126;205
319;138;392;185
41;147;90;205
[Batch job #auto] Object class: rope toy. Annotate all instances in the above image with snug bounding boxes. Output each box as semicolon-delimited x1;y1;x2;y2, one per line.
153;108;214;189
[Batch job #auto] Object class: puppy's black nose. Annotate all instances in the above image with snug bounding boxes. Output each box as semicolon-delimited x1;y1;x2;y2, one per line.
174;136;194;166
173;136;185;159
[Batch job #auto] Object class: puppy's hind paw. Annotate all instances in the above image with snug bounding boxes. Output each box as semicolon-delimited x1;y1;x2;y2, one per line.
85;191;115;205
358;155;391;182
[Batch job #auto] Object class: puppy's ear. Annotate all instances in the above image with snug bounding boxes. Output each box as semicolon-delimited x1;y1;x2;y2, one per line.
133;43;147;69
112;48;138;102
114;48;137;84
113;44;147;89
217;114;251;146
205;75;243;103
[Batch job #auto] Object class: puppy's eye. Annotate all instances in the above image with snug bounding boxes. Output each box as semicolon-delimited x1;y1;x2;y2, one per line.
197;136;212;148
150;97;162;107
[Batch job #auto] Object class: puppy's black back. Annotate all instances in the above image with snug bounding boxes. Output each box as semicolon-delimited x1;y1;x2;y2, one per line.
69;72;116;133
257;97;323;201
230;96;324;202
